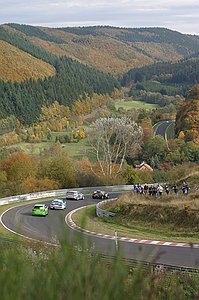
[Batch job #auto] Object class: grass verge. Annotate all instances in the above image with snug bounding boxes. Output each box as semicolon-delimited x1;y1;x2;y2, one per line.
166;122;175;139
72;199;199;244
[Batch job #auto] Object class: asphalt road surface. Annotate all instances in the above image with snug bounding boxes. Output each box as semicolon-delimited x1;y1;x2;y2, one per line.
1;193;199;268
154;121;175;140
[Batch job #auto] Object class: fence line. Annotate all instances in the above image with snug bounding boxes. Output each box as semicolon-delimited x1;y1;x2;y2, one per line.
0;185;133;206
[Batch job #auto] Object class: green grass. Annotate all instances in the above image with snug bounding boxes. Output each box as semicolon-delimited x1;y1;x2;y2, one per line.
166;122;175;139
9;138;93;160
1;235;198;300
15;141;51;155
115;100;159;111
72;203;199;244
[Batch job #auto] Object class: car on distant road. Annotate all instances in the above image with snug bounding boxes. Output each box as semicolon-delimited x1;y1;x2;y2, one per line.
50;199;66;210
32;204;48;216
92;190;109;199
66;191;84;200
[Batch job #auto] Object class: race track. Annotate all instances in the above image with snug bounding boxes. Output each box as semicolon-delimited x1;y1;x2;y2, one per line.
1;193;199;268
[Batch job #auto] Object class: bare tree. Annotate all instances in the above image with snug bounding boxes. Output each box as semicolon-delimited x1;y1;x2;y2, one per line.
87;117;143;176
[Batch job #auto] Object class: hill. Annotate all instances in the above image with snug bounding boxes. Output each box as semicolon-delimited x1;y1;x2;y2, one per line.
0;40;55;82
1;24;199;76
0;55;118;124
1;24;199;124
121;53;199;96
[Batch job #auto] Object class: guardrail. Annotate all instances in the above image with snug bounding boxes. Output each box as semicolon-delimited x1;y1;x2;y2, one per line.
0;185;133;206
96;198;117;217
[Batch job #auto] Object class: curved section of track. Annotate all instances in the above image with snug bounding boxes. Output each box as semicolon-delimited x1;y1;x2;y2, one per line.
1;193;199;268
154;120;175;140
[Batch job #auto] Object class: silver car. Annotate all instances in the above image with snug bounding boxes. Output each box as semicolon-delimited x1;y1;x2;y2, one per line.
66;191;84;200
50;199;67;210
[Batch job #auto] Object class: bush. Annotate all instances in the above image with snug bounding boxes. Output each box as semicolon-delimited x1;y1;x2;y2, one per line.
0;238;198;300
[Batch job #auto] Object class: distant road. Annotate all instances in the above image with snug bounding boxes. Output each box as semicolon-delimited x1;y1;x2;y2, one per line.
154;120;175;141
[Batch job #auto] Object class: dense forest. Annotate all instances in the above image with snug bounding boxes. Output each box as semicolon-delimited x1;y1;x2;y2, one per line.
2;24;199;76
121;54;199;97
55;26;199;53
0;55;118;124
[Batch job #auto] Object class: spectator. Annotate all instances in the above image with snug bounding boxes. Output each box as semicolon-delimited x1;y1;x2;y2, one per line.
172;184;179;197
157;184;163;196
165;186;170;195
182;181;190;195
148;185;153;196
152;185;158;197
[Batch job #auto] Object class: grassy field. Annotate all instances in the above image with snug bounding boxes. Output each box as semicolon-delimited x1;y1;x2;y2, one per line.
11;138;93;160
115;100;159;111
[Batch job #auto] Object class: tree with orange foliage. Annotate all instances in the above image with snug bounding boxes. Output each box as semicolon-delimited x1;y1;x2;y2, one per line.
20;176;58;194
1;153;37;183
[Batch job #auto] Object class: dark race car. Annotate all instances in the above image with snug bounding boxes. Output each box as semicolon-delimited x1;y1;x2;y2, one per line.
92;190;109;199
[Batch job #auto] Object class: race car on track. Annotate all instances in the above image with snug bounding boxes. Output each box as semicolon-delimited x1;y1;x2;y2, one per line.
66;191;84;200
32;204;48;216
92;190;109;199
49;199;66;210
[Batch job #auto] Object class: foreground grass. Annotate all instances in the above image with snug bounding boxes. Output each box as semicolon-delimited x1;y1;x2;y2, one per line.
0;236;199;300
73;192;199;244
115;100;159;110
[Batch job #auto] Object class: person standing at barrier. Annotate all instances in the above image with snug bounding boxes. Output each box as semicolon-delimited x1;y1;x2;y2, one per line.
182;181;190;195
157;184;163;196
172;184;179;197
165;185;170;195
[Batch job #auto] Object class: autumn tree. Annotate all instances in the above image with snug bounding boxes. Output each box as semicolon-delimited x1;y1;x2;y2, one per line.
38;154;77;188
175;84;199;145
87;117;143;177
20;177;58;194
1;153;37;183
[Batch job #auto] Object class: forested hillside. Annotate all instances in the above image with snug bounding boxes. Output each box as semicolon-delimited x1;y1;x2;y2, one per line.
2;24;199;76
1;23;199;124
0;55;118;124
175;85;199;144
121;54;199;97
0;40;55;82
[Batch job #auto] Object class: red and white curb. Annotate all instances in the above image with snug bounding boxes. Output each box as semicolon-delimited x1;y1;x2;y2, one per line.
65;206;199;248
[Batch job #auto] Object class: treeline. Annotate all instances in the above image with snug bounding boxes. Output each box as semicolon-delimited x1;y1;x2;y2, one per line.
56;26;199;53
117;27;199;53
0;55;119;124
175;84;199;144
121;55;199;96
0;93;112;145
0;26;57;65
0;147;106;197
8;23;65;44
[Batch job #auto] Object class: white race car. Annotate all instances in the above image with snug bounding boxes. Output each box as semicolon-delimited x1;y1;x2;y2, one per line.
50;199;67;210
66;191;84;201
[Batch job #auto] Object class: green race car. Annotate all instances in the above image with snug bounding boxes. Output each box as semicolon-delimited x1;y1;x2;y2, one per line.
32;204;48;216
